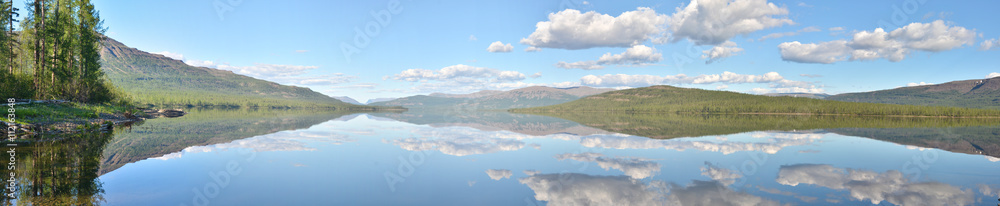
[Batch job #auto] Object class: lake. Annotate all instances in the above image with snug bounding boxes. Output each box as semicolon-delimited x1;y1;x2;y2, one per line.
6;109;1000;205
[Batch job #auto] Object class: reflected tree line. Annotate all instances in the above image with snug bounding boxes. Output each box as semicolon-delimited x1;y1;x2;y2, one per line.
2;132;111;206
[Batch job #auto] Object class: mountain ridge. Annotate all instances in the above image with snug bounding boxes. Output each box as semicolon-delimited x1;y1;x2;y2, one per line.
370;86;615;110
100;37;376;109
827;77;1000;110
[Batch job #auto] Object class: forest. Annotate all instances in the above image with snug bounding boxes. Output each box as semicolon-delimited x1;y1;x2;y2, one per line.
0;0;121;103
513;85;1000;117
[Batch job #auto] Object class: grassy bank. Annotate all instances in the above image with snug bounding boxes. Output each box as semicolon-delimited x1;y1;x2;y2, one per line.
8;101;140;125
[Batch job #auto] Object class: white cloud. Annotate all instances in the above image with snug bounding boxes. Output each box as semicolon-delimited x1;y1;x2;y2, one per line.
758;26;823;41
389;127;530;156
667;0;793;45
520;173;780;206
295;50;308;53
520;8;668;50
486;169;513;180
185;60;217;68
778;40;851;64
530;72;542;78
558;45;663;69
577;132;823;155
980;38;1000;51
829;27;844;31
152;51;185;60
217;63;318;78
555;153;661;179
582;71;781;86
988;72;1000;79
391;64;526;83
153;130;354;160
555;61;605;70
779;20;977;64
701;162;742;186
273;74;357;86
777;164;975;206
797;2;812;7
701;41;744;63
596;45;663;65
906;82;932;87
800;74;823;78
469;35;478;41
716;85;729;90
524;47;542;52
487;41;514;53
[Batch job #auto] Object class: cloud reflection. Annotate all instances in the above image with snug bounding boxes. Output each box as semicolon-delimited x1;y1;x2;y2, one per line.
152;130;354;160
486;169;513;180
519;173;781;206
579;132;823;155
776;164;975;205
555;153;661;179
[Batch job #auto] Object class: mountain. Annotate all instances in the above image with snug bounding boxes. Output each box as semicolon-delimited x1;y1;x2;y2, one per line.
333;96;363;105
370;86;615;110
827;77;1000;110
512;85;1000;117
429;90;503;98
366;98;397;104
100;38;376;109
763;93;830;99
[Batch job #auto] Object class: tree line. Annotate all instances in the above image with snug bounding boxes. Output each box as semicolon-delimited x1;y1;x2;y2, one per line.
1;0;116;103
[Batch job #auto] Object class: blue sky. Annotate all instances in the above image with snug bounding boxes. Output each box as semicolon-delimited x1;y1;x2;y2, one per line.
18;0;999;101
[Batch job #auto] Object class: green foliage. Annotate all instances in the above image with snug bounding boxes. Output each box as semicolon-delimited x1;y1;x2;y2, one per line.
513;85;1000;117
3;0;119;103
10;101;137;124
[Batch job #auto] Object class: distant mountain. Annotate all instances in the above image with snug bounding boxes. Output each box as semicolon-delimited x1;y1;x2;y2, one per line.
429;90;503;98
366;98;397;104
370;86;615;110
513;85;1000;117
763;93;830;99
100;38;377;109
333;96;362;105
827;77;1000;110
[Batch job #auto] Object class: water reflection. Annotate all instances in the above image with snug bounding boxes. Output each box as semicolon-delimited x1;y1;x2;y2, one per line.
6;109;1000;205
777;164;975;205
3;132;111;206
519;173;781;206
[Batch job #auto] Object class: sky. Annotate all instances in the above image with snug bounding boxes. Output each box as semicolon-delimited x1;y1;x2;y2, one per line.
16;0;1000;102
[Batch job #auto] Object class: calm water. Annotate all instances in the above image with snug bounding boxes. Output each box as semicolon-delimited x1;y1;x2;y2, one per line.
7;109;1000;205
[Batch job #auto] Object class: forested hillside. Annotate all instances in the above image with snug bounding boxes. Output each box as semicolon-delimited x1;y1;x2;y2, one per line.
513;85;1000;117
827;77;1000;110
100;38;377;109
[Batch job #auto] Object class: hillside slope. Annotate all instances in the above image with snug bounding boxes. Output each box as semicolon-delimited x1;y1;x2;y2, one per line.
513;85;1000;117
371;86;614;110
100;38;368;109
827;77;1000;110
